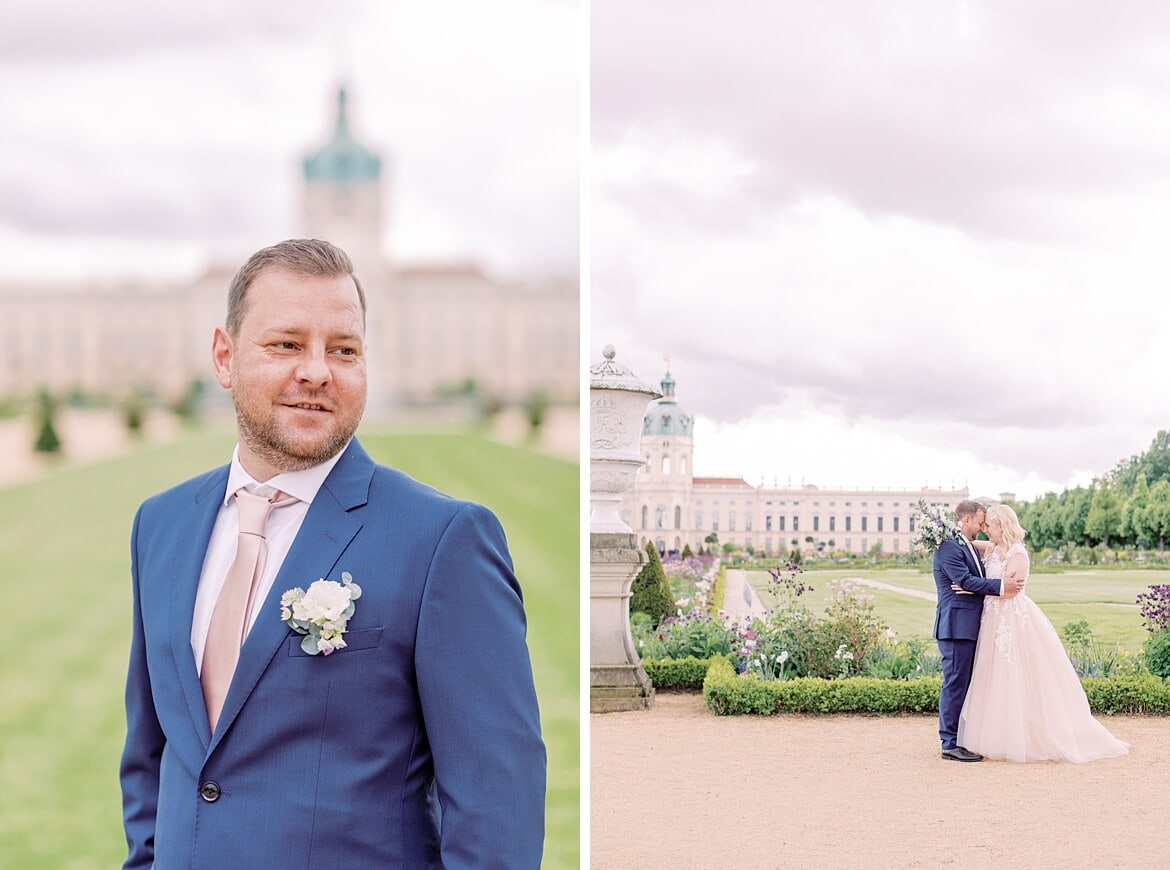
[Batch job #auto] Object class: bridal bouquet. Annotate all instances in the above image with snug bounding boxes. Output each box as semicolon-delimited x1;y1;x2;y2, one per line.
910;499;962;554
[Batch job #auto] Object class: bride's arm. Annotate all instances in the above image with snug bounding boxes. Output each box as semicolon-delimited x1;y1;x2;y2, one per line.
1001;551;1029;598
972;539;992;554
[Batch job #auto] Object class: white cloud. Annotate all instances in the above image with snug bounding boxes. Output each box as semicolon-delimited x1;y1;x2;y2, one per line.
591;3;1170;503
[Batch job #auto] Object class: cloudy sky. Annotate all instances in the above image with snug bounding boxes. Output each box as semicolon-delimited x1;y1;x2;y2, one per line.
591;1;1170;502
0;0;577;282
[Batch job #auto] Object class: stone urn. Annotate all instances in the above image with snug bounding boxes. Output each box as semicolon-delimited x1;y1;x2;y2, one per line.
589;345;660;712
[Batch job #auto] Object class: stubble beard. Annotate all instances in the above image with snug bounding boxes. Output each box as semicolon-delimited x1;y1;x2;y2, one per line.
234;393;364;473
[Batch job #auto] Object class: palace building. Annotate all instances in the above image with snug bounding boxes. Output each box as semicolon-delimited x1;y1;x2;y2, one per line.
0;86;577;412
620;367;971;557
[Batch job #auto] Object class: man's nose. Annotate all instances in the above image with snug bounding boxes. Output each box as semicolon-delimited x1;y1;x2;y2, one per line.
296;347;331;386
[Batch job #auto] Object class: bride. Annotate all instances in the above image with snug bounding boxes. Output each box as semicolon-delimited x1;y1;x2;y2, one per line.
957;504;1129;763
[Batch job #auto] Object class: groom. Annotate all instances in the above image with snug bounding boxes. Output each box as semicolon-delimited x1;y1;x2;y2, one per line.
120;239;546;867
932;499;1024;762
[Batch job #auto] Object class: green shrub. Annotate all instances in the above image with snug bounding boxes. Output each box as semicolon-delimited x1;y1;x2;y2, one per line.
703;657;779;715
1080;674;1170;714
33;388;62;454
629;542;674;628
644;656;722;690
702;656;946;715
701;658;1170;716
1142;631;1170;679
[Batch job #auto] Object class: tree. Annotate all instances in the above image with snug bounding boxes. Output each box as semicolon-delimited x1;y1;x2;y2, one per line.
1085;480;1123;548
1148;479;1170;550
1060;486;1092;545
1121;472;1154;547
33;388;62;454
629;541;675;628
704;532;719;546
681;543;694;559
524;389;549;438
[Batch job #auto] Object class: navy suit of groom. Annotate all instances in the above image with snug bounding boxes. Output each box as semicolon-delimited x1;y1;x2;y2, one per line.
120;440;546;868
932;536;1002;750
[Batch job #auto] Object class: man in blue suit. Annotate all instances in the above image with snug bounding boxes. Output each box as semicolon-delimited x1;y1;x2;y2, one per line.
120;239;546;868
932;499;1023;762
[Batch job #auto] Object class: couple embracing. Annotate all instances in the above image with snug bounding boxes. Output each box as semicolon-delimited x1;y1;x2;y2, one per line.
932;500;1129;763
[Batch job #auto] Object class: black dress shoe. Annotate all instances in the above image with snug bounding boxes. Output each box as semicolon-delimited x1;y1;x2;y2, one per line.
941;746;983;762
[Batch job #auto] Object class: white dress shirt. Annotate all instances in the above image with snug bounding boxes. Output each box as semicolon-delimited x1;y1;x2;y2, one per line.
191;443;347;673
963;535;1004;595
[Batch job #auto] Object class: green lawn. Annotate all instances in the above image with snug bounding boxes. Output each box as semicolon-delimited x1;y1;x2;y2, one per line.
0;424;579;868
748;566;1155;650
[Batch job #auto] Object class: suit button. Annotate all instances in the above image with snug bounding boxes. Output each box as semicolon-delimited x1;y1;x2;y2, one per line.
199;781;221;802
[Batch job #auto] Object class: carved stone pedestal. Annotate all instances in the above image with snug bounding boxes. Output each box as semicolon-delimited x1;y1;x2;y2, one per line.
590;532;654;713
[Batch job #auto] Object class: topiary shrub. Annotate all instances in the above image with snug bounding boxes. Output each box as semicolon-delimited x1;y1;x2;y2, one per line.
33;388;62;454
629;542;675;628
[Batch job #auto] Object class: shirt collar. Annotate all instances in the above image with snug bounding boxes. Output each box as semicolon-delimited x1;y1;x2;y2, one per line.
223;440;350;507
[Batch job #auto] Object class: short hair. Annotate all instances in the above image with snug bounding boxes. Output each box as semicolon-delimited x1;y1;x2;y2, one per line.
954;499;985;519
226;238;366;336
987;503;1027;549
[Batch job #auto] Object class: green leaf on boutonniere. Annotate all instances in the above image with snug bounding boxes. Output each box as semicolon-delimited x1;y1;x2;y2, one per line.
301;634;320;655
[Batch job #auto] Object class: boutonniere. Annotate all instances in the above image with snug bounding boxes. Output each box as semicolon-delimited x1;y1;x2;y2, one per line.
280;571;363;655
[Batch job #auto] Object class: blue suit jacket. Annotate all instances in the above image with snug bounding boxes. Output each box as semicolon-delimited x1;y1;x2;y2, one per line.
931;537;1002;641
120;440;546;868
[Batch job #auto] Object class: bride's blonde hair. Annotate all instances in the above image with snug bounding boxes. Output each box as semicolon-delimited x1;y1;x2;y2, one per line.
987;503;1026;550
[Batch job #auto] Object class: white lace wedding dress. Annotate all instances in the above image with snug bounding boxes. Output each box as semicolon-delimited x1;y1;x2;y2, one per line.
957;543;1129;763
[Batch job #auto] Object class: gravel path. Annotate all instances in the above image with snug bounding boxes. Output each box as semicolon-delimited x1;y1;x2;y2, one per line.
591;693;1170;868
722;568;768;619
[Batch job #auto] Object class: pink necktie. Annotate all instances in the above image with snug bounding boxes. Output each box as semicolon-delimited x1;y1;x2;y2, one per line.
201;488;296;730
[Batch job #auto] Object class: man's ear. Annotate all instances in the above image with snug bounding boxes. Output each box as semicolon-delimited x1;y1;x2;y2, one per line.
211;327;233;389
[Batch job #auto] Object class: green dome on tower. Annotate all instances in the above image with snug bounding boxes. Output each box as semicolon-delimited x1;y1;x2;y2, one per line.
303;86;381;183
642;368;694;436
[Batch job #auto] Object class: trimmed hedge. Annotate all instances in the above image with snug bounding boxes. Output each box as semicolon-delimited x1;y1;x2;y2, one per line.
698;656;1170;716
1081;674;1170;715
643;656;722;690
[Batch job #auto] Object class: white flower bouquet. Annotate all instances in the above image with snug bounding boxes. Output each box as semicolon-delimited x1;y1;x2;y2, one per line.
910;499;962;554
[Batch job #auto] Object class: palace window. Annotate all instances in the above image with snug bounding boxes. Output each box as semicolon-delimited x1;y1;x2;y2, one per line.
641;505;648;529
674;505;682;529
877;517;884;532
845;516;852;532
766;515;773;531
861;516;868;532
656;506;666;529
893;516;900;533
729;515;736;532
813;515;820;532
712;513;720;531
793;516;800;532
695;512;703;530
778;516;786;531
829;516;836;532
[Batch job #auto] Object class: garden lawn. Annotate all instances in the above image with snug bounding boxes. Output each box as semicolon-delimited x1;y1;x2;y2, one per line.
0;425;578;869
747;566;1155;650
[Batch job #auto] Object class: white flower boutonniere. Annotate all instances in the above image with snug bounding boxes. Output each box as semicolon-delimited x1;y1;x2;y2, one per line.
280;571;362;655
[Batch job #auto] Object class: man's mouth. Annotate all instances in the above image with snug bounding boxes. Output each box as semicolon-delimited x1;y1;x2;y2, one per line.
285;401;330;412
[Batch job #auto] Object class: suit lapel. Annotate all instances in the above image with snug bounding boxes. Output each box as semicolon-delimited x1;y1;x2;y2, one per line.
170;466;230;749
207;441;373;753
